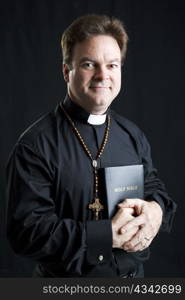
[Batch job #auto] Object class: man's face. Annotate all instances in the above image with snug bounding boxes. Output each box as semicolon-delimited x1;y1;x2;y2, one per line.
63;35;122;114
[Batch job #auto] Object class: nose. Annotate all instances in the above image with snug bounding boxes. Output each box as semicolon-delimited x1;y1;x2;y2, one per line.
94;66;110;81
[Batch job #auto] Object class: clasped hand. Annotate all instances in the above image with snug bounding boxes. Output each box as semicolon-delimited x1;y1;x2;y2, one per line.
111;198;163;252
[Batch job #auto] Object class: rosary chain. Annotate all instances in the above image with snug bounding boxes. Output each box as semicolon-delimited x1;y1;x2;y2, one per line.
60;103;111;219
61;104;111;162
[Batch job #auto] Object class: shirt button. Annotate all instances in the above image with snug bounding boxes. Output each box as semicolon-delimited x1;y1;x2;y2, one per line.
98;255;104;262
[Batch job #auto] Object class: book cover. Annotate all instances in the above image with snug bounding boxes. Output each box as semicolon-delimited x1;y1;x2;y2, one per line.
99;164;144;218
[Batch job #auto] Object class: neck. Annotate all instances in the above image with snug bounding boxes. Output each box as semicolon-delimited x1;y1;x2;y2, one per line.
72;101;107;115
87;106;107;115
68;96;107;115
62;95;110;125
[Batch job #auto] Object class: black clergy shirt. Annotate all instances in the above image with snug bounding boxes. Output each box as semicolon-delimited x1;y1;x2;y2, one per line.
6;96;176;277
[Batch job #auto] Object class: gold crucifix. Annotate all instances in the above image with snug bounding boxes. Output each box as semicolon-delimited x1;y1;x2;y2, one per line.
89;198;104;220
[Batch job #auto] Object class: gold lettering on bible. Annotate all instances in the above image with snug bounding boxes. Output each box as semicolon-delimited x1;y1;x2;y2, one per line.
114;185;138;192
89;198;104;220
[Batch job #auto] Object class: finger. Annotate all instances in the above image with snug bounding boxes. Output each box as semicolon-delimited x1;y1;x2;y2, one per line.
113;206;134;218
119;207;135;215
124;232;153;251
120;214;145;234
123;241;140;252
118;198;143;208
118;198;143;215
124;241;148;252
112;207;135;228
124;228;145;248
128;236;151;252
119;226;139;245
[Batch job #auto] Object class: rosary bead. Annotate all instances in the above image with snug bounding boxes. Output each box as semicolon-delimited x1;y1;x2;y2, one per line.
61;104;111;220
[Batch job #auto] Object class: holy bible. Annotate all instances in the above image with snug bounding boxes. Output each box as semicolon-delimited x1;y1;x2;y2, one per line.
99;164;144;218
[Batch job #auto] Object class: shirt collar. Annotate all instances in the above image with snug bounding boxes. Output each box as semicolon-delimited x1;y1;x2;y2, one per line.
87;114;106;125
61;95;109;125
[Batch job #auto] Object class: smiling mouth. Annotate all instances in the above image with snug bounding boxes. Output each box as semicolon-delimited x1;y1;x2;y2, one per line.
90;86;110;89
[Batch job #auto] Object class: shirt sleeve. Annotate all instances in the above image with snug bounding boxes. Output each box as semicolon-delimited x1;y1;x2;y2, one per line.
139;132;177;232
6;142;112;276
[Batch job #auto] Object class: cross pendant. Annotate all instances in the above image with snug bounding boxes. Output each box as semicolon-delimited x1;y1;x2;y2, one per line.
89;198;104;220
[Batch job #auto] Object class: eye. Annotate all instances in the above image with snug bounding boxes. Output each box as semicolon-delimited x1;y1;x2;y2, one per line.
81;62;95;69
109;63;120;69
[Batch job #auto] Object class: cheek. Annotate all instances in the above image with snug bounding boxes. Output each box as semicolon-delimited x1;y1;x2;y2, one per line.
69;75;82;93
118;76;122;89
117;72;122;83
113;73;121;88
74;73;87;87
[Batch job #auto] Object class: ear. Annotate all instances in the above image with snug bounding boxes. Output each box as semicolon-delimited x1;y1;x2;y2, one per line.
63;64;70;82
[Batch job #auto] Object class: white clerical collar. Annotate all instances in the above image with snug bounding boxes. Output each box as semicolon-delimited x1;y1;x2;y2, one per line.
87;114;107;125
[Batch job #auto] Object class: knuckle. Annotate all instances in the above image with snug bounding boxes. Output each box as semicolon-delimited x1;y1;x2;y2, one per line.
119;207;126;214
141;240;146;247
138;231;144;240
125;241;132;248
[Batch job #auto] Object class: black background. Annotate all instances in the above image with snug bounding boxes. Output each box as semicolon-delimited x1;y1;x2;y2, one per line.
0;0;184;277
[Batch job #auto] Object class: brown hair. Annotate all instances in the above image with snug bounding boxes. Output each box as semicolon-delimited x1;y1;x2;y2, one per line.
61;14;128;66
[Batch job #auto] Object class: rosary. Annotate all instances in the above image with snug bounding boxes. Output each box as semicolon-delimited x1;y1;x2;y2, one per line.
60;104;111;220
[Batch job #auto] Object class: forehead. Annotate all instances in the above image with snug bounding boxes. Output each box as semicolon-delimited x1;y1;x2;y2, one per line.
72;35;121;62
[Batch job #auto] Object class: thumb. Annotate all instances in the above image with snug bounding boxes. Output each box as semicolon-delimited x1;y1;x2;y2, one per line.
118;198;143;215
118;198;138;207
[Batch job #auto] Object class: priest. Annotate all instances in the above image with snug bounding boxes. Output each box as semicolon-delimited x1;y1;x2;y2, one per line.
6;14;176;278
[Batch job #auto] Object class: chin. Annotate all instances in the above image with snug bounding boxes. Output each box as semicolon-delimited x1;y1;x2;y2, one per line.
91;96;110;105
91;101;108;111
